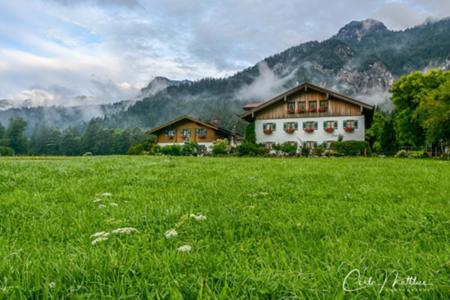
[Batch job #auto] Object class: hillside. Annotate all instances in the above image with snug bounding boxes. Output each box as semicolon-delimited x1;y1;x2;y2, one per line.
1;18;449;132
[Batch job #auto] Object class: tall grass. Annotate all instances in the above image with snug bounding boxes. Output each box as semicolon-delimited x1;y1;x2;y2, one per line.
0;156;448;298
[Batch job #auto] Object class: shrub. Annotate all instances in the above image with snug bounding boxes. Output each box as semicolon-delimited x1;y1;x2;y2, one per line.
212;139;231;155
409;150;427;158
395;150;409;158
181;142;199;156
160;145;182;156
0;146;15;156
128;144;144;155
323;149;340;157
300;145;311;157
279;142;297;156
237;143;268;156
314;144;326;156
330;141;371;156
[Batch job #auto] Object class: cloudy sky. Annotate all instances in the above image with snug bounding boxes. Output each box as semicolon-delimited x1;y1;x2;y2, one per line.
0;0;449;107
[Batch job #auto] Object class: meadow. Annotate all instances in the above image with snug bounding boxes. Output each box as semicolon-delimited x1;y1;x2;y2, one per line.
0;156;448;299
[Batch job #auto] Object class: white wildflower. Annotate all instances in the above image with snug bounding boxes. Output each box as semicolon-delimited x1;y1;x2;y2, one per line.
259;192;269;196
190;214;207;221
48;282;56;289
102;192;112;197
111;227;138;235
90;231;110;239
164;229;178;239
98;204;107;209
91;237;108;245
93;198;102;203
109;202;118;207
177;245;192;252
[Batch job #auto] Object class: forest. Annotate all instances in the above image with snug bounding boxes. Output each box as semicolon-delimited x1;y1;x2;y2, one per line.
0;69;449;157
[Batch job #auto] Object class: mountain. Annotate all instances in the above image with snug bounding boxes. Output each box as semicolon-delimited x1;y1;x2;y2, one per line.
140;77;193;98
1;18;450;132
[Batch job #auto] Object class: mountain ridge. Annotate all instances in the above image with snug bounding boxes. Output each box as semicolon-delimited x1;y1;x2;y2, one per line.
1;18;450;132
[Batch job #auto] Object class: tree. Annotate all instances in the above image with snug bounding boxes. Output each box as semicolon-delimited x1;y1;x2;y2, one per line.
61;127;82;156
0;122;6;146
80;119;101;154
379;117;398;155
29;124;61;155
390;69;450;148
419;79;450;149
244;122;256;144
6;117;28;155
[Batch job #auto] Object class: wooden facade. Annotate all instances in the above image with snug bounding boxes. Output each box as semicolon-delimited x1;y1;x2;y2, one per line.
148;116;237;144
241;83;374;127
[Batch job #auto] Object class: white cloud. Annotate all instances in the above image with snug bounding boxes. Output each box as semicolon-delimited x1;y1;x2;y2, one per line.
0;0;449;107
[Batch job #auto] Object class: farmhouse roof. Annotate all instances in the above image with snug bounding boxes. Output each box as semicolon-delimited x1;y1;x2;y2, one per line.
241;82;374;121
147;115;240;137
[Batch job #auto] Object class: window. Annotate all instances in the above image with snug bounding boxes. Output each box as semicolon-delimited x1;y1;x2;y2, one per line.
164;129;176;137
297;101;306;113
283;122;298;133
303;121;318;133
343;120;358;132
308;101;317;112
196;128;207;137
319;100;328;112
264;142;274;150
263;123;276;134
181;128;191;138
305;141;317;148
323;120;338;133
287;101;295;113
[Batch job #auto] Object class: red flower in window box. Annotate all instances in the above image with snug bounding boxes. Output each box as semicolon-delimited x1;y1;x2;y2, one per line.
344;127;355;132
287;107;295;114
263;128;273;135
309;108;317;113
297;108;305;114
325;127;334;133
285;127;295;134
304;127;315;133
319;108;327;113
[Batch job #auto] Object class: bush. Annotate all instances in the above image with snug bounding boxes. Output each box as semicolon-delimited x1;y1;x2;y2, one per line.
212;139;231;155
279;142;298;156
237;143;268;156
160;145;182;156
0;146;15;156
181;142;199;156
300;145;311;157
395;150;409;158
128;144;144;155
330;141;371;156
409;150;427;158
323;149;340;157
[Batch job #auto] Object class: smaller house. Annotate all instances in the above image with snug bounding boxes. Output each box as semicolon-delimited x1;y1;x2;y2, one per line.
147;115;239;152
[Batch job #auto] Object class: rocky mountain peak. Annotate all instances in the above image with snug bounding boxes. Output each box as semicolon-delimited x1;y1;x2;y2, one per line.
335;19;388;43
140;76;192;97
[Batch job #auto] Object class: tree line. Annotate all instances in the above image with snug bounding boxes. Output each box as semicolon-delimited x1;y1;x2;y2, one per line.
367;69;450;156
0;118;153;156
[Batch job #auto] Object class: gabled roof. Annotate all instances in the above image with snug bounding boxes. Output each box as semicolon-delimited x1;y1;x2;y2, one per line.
241;82;374;121
147;115;239;137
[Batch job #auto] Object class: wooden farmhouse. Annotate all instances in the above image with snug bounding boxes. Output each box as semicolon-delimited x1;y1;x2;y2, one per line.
241;83;374;149
148;115;240;151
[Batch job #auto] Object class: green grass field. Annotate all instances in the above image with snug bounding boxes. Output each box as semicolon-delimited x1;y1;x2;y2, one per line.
0;156;448;299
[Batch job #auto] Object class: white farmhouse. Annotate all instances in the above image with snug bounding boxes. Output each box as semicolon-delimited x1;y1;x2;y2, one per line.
241;83;374;148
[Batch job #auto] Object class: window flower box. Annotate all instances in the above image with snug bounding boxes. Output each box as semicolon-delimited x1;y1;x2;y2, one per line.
324;127;334;133
285;127;296;134
304;127;315;133
319;108;327;113
297;108;305;114
309;108;317;113
344;127;355;133
287;108;295;114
